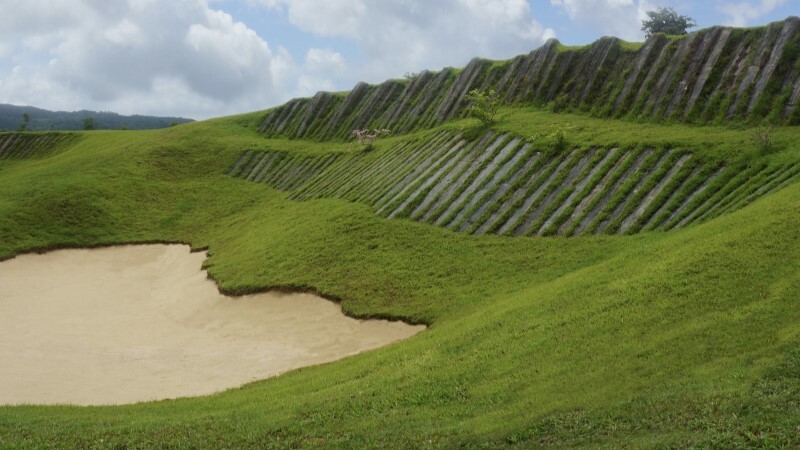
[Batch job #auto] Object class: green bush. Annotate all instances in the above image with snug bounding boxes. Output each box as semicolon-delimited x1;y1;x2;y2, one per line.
465;88;499;125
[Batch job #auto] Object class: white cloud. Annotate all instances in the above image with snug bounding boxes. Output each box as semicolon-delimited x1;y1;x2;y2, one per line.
550;0;655;41
284;49;349;97
263;0;555;83
716;0;788;27
103;19;144;46
0;0;286;119
305;48;346;73
296;75;337;96
0;0;559;119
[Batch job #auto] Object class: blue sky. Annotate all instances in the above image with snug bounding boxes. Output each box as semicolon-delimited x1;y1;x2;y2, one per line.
226;1;796;49
0;0;794;119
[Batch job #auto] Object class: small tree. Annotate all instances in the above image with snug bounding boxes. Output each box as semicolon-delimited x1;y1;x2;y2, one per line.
754;125;774;154
83;116;96;130
403;71;419;81
17;112;30;132
465;88;499;126
641;7;696;39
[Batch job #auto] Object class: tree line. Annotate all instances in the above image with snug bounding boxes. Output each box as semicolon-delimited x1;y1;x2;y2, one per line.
0;103;193;132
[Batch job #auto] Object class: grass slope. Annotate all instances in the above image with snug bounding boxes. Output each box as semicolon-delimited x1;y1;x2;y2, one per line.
0;110;799;448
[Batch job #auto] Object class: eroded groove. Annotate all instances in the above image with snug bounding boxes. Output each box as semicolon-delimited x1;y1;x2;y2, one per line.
641;164;703;231
619;154;692;233
253;152;280;183
372;134;460;212
673;167;757;228
436;136;519;228
260;154;292;184
728;163;800;212
515;150;594;236
228;127;795;237
457;143;532;232
288;155;336;191
700;164;786;221
598;150;672;234
499;151;578;235
365;135;454;206
409;139;476;219
540;148;619;235
0;133;79;160
474;151;545;235
441;139;522;228
661;167;726;229
353;139;436;203
574;149;652;235
490;156;563;235
244;153;271;181
275;158;310;190
228;150;252;177
694;165;771;223
416;134;494;222
559;149;629;235
386;137;476;219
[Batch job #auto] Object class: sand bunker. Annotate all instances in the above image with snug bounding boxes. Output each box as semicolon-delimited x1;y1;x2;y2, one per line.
0;244;424;406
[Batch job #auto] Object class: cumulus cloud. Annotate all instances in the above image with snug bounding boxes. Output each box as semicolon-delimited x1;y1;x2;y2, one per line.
304;49;346;73
0;0;558;119
261;0;555;83
292;49;348;96
717;0;788;27
550;0;655;41
0;0;285;119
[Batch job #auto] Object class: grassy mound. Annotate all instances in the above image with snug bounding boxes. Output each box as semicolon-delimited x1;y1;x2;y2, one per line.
0;109;799;448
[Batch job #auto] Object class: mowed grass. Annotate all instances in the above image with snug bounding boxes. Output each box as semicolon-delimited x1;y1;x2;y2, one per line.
0;110;799;448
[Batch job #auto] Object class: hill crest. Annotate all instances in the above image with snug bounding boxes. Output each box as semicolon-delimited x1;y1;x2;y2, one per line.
0;103;194;131
257;17;800;141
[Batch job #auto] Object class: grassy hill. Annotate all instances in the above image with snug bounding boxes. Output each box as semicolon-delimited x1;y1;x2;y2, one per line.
1;20;799;449
0;103;193;132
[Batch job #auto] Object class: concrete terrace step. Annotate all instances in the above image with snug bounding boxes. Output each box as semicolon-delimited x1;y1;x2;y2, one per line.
227;131;800;236
0;133;80;160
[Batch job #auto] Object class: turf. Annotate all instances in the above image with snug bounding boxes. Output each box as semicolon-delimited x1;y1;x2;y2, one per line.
0;108;799;448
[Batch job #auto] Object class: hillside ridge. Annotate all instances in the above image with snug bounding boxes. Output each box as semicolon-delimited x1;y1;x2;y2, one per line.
229;129;800;236
0;103;194;131
258;17;800;140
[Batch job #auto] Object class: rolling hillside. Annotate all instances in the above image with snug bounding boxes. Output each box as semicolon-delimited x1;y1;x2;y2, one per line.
0;103;193;131
1;18;799;448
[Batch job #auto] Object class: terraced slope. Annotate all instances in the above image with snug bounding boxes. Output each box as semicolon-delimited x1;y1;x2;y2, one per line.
3;107;800;447
0;132;81;160
227;150;341;190
230;131;800;235
258;17;800;140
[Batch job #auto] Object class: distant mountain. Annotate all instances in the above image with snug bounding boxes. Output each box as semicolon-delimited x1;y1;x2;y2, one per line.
0;104;194;131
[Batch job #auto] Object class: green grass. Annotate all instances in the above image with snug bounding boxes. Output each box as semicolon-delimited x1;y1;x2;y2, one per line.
1;108;800;448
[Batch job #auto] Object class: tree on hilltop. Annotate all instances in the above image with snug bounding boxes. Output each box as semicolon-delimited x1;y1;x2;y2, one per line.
83;116;96;130
17;112;30;132
641;7;697;39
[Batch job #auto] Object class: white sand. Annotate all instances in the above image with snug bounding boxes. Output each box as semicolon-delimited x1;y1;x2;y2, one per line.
0;244;424;406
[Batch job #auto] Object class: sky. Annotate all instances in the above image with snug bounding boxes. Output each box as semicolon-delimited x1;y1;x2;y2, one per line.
0;0;794;120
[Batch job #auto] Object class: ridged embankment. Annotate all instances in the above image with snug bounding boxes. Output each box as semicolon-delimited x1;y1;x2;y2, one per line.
257;17;800;140
0;133;81;160
230;132;800;236
227;150;342;191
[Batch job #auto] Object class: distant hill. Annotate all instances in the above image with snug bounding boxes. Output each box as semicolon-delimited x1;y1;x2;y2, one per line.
0;104;194;131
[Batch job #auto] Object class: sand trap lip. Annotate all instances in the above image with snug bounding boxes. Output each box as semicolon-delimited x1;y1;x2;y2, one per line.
0;244;424;406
